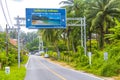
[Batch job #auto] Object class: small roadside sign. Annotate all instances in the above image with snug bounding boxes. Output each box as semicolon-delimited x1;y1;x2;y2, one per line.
88;52;92;66
5;67;10;74
104;52;108;61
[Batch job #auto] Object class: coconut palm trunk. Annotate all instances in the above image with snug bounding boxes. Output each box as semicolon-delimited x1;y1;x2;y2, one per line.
99;25;104;49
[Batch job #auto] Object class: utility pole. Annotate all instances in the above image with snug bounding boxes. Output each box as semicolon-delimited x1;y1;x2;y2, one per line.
14;16;25;68
6;24;8;56
6;24;8;65
17;16;21;68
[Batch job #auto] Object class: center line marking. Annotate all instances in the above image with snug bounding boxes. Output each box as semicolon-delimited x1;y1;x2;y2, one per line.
39;59;66;80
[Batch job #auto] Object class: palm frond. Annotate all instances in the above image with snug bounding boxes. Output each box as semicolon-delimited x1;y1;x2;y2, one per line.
107;8;120;14
97;0;103;9
104;0;114;12
59;0;73;5
90;11;104;31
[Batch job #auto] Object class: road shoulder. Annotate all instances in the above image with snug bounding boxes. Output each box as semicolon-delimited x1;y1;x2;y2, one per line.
41;56;116;80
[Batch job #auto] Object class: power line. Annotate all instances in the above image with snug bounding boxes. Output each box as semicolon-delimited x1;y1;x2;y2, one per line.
5;0;13;27
0;0;10;26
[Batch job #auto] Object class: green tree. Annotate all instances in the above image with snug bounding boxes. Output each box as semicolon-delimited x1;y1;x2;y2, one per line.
25;32;38;51
87;0;120;49
0;32;22;67
60;0;86;52
9;30;17;39
26;32;38;43
0;32;6;50
60;0;85;17
26;38;39;51
105;19;120;42
39;29;61;52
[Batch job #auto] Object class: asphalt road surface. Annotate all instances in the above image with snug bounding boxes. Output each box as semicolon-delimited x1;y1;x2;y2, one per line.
24;55;104;80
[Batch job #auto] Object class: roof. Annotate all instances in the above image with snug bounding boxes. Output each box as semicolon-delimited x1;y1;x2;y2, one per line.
9;39;17;46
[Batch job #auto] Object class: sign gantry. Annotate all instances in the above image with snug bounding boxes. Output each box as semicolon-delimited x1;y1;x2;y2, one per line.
14;9;87;65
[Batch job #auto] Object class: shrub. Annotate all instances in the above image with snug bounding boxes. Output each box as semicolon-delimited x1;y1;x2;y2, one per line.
100;61;120;76
0;51;7;68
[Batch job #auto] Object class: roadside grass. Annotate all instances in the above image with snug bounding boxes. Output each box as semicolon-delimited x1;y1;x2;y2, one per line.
47;47;120;79
44;56;119;80
0;55;28;80
0;65;26;80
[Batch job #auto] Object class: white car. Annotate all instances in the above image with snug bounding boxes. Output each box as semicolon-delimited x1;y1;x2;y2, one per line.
39;51;44;56
44;54;49;58
35;52;40;56
35;51;44;56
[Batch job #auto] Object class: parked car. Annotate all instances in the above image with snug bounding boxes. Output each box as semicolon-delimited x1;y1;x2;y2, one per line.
44;54;49;58
35;52;40;56
35;51;44;56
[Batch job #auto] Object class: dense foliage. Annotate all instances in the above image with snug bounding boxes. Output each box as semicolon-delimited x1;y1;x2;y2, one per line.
0;56;28;80
26;38;39;51
25;32;39;51
38;0;120;77
0;31;28;79
0;32;27;68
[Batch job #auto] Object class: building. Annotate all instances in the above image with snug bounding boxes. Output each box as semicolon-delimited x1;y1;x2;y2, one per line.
9;39;17;46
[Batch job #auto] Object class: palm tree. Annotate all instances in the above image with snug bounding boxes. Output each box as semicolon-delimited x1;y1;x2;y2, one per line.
59;0;73;5
59;0;84;17
60;0;85;52
87;0;120;49
38;29;61;54
105;19;120;42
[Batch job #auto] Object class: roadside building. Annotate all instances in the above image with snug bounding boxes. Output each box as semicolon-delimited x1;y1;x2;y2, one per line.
9;39;17;46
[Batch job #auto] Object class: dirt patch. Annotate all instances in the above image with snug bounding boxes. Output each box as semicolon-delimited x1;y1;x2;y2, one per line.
114;75;120;80
104;76;120;80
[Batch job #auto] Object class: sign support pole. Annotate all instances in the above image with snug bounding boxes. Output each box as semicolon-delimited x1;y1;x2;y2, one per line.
67;17;87;55
84;17;87;56
81;18;83;47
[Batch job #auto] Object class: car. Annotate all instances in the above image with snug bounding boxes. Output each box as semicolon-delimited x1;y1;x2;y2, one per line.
35;52;40;56
44;54;49;58
39;51;44;56
35;51;44;56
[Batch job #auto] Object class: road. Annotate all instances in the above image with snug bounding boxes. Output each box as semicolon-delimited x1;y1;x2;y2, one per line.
24;55;104;80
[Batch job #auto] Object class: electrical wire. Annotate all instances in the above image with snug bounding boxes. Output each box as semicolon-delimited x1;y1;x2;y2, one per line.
0;0;10;26
5;0;13;28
